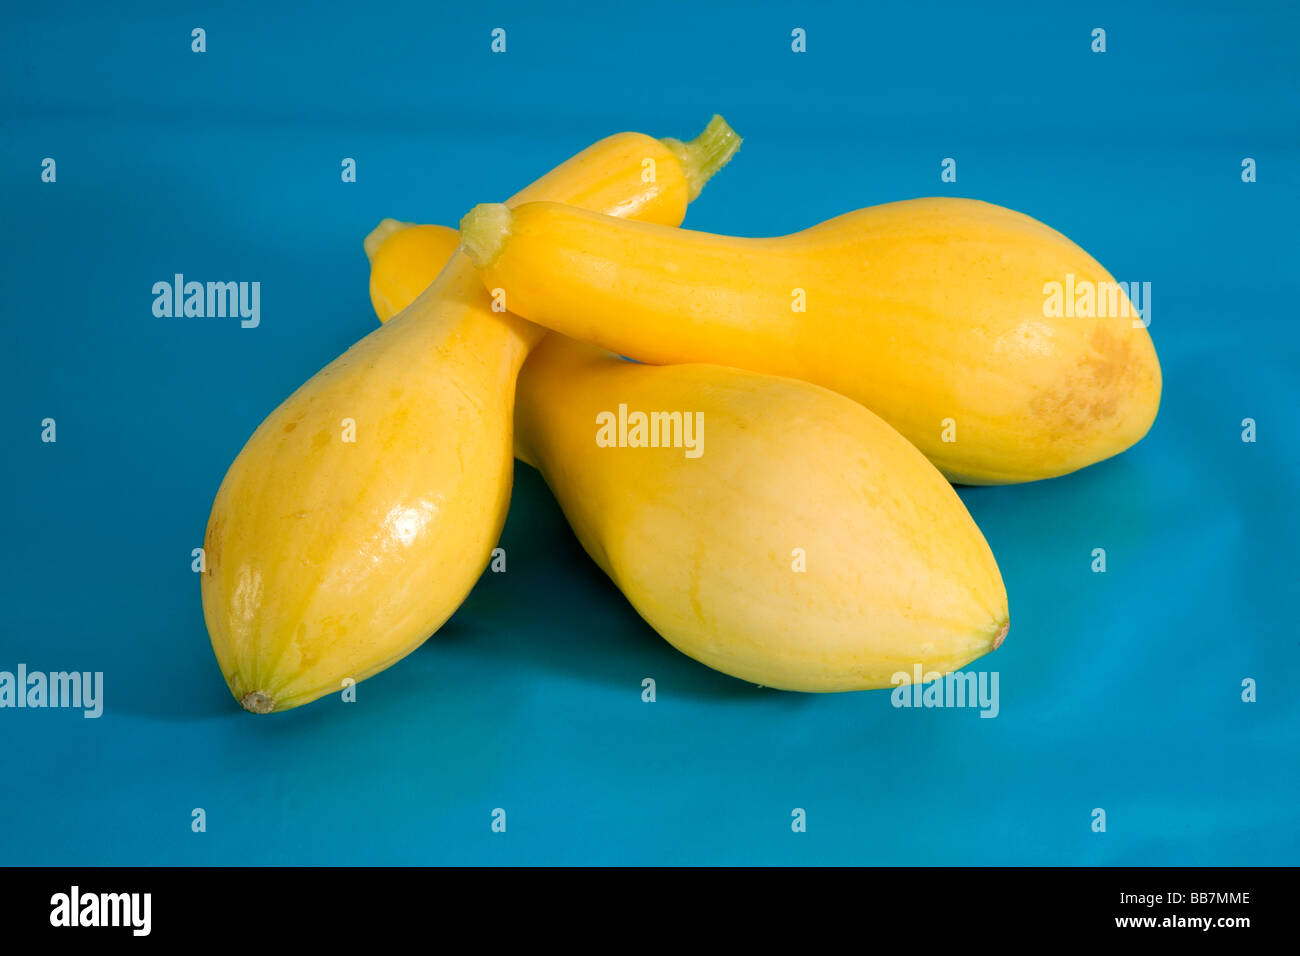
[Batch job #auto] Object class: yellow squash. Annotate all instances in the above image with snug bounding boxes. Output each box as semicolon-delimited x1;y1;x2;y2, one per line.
365;225;1008;690
457;199;1162;484
202;116;741;713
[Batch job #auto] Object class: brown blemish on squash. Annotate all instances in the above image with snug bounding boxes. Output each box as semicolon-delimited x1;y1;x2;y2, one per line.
204;514;224;573
1029;323;1135;438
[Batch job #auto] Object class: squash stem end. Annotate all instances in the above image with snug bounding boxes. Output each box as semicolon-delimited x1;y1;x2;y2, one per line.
240;690;276;715
459;203;512;268
363;218;414;262
662;114;742;201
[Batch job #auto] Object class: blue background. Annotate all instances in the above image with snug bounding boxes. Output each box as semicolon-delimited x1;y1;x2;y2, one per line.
2;1;1296;865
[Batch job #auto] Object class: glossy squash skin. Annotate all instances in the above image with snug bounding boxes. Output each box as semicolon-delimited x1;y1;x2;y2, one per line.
458;198;1162;485
365;225;1008;691
202;118;741;713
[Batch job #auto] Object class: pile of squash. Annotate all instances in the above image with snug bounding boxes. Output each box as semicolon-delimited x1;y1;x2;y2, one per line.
200;116;1160;713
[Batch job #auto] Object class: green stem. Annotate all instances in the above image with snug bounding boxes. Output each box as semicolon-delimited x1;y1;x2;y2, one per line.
661;114;742;201
458;203;512;268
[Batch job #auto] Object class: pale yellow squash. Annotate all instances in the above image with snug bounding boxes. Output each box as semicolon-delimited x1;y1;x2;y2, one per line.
458;199;1162;484
365;224;1008;691
202;117;741;713
513;338;1009;690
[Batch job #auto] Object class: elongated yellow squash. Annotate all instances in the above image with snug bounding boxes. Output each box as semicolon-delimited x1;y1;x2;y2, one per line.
515;339;1009;689
202;117;741;713
363;224;1008;690
458;199;1162;484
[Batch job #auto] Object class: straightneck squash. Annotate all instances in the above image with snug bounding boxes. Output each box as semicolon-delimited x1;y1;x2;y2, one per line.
364;225;1009;691
202;117;741;713
457;199;1163;484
